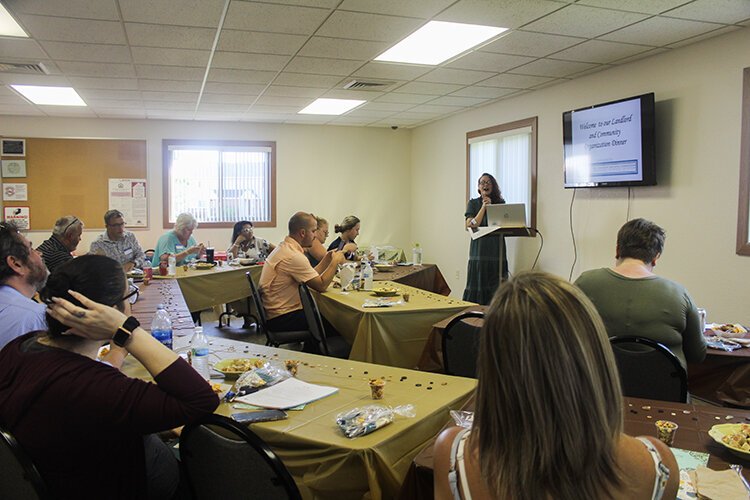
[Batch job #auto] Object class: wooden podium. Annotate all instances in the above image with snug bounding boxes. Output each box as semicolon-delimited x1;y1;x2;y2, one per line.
468;225;535;281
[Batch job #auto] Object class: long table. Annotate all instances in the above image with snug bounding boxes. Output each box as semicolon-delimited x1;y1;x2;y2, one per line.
374;264;451;296
398;396;750;499
128;277;477;500
314;281;475;369
689;338;750;408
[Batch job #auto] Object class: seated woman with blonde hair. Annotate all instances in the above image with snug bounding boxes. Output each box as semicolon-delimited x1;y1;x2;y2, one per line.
434;272;679;500
306;215;330;267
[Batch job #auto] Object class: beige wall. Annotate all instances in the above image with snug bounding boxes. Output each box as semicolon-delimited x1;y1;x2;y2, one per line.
411;27;750;324
0;118;412;255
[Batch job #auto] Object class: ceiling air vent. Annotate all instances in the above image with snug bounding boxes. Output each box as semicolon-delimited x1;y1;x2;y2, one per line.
342;79;395;91
0;61;49;74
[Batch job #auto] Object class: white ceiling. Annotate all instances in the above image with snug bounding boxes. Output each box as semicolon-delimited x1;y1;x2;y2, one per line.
0;0;747;128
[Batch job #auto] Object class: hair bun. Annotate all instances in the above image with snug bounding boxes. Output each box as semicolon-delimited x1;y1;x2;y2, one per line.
334;224;342;233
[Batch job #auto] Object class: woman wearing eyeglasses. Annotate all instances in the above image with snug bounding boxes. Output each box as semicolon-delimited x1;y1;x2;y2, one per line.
0;255;219;498
463;173;508;305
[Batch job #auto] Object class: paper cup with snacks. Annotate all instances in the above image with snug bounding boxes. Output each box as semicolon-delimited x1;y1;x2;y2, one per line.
369;379;386;400
655;420;678;446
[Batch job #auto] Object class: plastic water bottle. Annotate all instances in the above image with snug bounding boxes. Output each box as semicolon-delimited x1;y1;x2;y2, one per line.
167;253;176;276
360;259;374;291
142;260;153;281
151;304;173;350
191;326;210;381
412;243;423;266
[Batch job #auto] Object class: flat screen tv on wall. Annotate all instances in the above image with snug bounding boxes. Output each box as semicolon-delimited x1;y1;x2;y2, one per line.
563;92;656;188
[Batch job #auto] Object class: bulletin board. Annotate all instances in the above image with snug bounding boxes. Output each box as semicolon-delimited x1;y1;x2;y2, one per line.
0;137;147;230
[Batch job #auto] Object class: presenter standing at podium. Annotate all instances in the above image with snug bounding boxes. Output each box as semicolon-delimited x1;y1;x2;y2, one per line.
463;173;508;305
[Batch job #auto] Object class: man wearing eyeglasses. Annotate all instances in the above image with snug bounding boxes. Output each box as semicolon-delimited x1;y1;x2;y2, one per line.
37;215;84;273
0;222;48;349
89;210;145;273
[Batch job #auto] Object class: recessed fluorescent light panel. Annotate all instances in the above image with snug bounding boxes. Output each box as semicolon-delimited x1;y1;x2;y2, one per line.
375;21;507;65
0;3;27;37
298;98;365;115
11;85;87;106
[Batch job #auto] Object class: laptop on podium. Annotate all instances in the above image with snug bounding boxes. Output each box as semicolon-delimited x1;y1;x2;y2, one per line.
486;203;527;229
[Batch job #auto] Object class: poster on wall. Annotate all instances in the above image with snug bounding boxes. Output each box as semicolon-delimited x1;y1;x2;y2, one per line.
1;159;27;177
4;207;30;229
109;178;148;227
3;183;28;201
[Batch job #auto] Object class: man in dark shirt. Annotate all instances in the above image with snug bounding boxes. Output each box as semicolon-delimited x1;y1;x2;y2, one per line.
37;215;83;272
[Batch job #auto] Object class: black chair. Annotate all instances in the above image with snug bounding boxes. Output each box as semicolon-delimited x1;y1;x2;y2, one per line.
180;414;301;500
0;425;48;499
298;283;351;358
609;336;688;403
246;272;310;347
441;311;484;378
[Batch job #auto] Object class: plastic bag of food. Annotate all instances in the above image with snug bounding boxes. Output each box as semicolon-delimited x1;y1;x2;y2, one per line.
449;410;474;429
224;361;291;402
335;404;416;438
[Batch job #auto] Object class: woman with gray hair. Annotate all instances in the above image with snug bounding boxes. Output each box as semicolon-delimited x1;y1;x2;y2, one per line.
151;213;204;266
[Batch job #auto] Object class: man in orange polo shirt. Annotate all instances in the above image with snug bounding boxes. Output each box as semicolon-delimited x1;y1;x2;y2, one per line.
259;212;345;333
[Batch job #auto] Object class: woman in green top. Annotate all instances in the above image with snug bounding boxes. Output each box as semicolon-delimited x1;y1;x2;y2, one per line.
463;173;508;305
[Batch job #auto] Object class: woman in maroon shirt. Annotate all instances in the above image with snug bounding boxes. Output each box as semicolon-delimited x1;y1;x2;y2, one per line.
0;255;219;499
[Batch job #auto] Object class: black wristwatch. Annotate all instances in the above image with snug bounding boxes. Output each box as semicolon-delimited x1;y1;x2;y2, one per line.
112;316;140;347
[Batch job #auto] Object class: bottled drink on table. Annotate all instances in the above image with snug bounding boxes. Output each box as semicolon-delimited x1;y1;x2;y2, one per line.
167;253;176;276
151;304;173;350
412;243;423;266
360;258;374;291
142;260;153;280
190;326;211;381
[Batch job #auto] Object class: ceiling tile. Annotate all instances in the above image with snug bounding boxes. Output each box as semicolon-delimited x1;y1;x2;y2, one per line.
374;92;436;104
39;106;98;117
479;72;555;88
203;82;269;94
194;112;245;121
146;110;196;119
325;117;375;126
0;94;29;104
19;15;126;44
481;30;585;57
273;72;342;88
39;41;131;63
136;64;205;80
242;112;289;122
610;47;668;64
392;81;464;94
0;105;45;116
371;117;424;127
510;58;599;77
664;0;750;24
299;36;389;60
418;67;496;85
446;51;534;72
125;23;216;50
435;0;566;29
600;16;724;46
141;91;199;102
138;79;203;91
4;0;119;20
255;95;313;106
56;61;136;77
410;103;463;113
223;2;330;34
197;102;247;112
0;73;71;85
550;39;653;63
343;108;395;118
316;11;423;42
201;93;259;104
285;56;365;76
339;0;455;18
207;68;277;84
0;38;47;60
211;52;290;71
120;0;225;27
353;62;431;81
217;30;308;55
428;95;488;106
249;104;304;114
391;111;443;119
451;86;518;98
256;0;341;8
666;25;740;48
77;89;143;99
322;89;386;100
522;5;649;38
86;98;144;108
131;47;210;67
142;100;196;110
360;101;415;112
262;85;327;97
575;0;687;15
95;108;148;118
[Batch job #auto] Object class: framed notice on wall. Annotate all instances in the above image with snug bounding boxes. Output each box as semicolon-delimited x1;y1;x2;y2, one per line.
109;178;148;227
4;207;30;229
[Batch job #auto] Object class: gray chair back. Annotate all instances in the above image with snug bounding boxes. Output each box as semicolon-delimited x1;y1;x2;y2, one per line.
180;414;301;500
246;272;310;347
441;311;484;378
0;426;47;500
609;336;688;403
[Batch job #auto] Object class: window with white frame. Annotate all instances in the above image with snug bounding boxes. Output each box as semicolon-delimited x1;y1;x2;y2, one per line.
162;140;276;228
466;117;537;228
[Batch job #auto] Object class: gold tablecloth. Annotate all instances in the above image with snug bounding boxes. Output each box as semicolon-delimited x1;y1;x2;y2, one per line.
123;336;476;500
374;264;451;296
154;264;262;312
314;281;475;369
